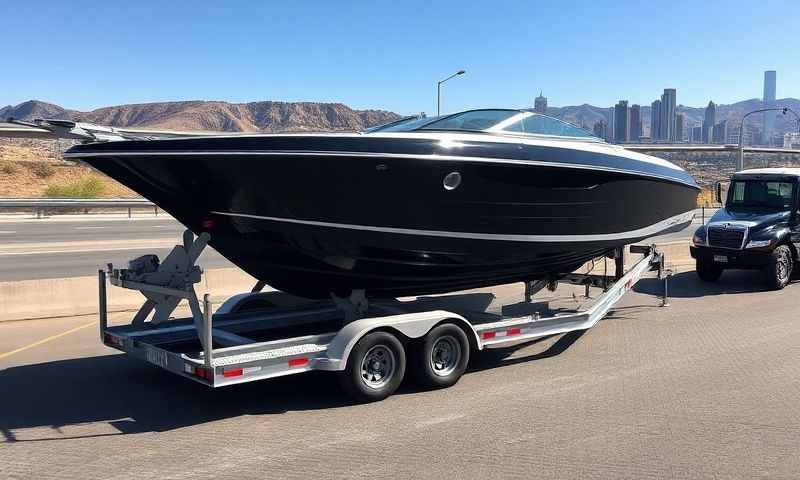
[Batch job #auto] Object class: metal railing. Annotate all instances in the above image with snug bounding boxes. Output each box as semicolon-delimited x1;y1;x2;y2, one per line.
0;198;157;218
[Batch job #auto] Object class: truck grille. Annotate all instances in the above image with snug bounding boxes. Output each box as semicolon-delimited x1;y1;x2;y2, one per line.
707;226;746;249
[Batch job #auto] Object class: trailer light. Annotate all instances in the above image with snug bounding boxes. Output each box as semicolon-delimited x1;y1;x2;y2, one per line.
482;331;496;340
506;328;521;336
185;364;212;380
288;357;309;368
201;219;215;230
223;368;244;378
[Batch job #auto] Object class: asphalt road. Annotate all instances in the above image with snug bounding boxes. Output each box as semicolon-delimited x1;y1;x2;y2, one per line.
0;215;232;281
0;212;707;282
1;272;798;478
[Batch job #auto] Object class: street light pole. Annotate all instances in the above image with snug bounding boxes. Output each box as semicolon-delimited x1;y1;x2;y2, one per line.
736;107;800;171
437;70;466;116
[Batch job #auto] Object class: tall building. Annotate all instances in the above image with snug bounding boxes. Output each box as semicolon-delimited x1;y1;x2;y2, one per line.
675;113;684;142
712;120;728;144
702;101;716;143
593;120;607;139
660;88;677;141
691;125;703;143
650;99;662;142
534;91;548;114
608;107;616;142
763;71;776;145
629;104;641;141
614;100;630;143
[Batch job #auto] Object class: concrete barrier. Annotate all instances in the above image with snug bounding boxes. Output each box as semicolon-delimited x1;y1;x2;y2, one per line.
0;267;257;322
0;240;695;323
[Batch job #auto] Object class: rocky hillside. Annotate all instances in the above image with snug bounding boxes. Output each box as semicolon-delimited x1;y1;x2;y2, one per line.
0;100;401;133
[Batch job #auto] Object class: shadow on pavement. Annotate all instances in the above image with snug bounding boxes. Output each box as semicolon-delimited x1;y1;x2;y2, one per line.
0;353;353;443
633;269;785;298
467;331;586;374
1;332;590;442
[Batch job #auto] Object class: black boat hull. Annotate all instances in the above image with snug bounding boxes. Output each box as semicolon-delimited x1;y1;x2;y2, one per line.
69;133;698;298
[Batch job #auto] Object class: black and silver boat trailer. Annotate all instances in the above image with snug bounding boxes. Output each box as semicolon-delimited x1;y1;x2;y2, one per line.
98;231;671;402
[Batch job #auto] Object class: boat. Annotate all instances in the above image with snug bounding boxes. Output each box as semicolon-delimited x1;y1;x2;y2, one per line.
3;110;699;298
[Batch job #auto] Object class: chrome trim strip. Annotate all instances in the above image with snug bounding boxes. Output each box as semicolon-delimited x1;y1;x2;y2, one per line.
210;210;696;243
64;149;697;188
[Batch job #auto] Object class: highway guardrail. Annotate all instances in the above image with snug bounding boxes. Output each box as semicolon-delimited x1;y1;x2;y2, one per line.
0;198;157;217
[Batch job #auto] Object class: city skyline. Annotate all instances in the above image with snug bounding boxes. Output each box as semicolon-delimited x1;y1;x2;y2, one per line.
581;68;795;146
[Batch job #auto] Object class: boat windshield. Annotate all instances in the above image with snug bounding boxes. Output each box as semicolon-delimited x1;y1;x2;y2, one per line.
727;179;796;210
418;110;520;132
501;113;598;139
363;115;432;133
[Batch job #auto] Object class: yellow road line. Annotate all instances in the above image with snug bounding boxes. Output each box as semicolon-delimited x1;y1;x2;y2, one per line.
0;321;95;360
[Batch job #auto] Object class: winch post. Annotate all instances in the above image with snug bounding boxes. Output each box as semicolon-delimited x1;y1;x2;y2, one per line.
202;294;213;367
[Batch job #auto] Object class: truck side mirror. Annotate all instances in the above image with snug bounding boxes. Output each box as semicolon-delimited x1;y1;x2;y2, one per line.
715;181;729;205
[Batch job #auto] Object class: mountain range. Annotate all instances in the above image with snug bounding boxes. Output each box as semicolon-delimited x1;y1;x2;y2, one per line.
2;98;799;136
0;100;401;133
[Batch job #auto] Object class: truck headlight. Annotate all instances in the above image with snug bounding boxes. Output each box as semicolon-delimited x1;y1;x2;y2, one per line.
745;239;773;249
692;228;707;246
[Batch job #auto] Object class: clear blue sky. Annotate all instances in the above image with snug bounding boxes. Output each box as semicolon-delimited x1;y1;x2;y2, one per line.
2;0;798;115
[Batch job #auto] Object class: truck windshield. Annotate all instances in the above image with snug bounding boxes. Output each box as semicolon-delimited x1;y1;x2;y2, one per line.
727;180;795;209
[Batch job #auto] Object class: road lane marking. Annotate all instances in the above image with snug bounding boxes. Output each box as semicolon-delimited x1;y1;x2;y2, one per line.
0;246;177;256
0;321;95;360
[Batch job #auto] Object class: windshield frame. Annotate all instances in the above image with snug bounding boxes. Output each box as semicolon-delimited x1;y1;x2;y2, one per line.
725;176;798;210
362;115;430;133
416;109;522;134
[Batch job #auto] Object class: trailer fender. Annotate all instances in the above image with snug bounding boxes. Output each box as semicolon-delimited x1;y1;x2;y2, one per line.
319;310;477;371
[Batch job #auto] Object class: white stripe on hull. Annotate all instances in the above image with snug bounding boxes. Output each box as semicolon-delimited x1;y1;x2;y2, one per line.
210;210;696;243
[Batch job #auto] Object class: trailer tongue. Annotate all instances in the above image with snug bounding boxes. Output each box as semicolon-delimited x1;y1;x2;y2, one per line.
98;231;670;402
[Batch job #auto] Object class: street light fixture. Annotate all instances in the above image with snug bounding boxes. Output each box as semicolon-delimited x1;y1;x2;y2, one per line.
737;107;800;171
437;70;466;116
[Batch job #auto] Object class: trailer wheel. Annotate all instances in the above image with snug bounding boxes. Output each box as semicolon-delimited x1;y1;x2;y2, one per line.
411;323;470;389
696;259;723;282
339;331;406;403
764;245;792;290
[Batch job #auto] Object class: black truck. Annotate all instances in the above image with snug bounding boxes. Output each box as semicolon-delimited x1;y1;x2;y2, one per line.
691;168;800;289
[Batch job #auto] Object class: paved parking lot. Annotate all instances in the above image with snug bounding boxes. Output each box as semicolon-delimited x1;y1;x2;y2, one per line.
1;269;799;479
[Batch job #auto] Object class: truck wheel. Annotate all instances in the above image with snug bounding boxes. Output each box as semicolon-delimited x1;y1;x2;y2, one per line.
339;331;406;403
411;323;470;389
764;245;793;290
696;259;723;282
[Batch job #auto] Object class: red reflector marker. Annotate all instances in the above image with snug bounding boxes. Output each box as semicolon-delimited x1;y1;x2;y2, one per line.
201;219;215;230
507;328;522;336
223;368;243;378
288;357;309;368
482;331;496;340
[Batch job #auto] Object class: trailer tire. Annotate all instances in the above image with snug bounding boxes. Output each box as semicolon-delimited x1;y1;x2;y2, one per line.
696;259;723;282
339;331;406;403
410;323;470;389
764;245;792;290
